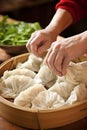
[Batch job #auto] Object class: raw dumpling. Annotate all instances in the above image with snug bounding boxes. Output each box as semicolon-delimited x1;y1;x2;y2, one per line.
49;81;75;100
0;75;35;99
66;83;87;104
66;61;87;84
49;61;87;100
2;68;36;80
31;90;65;109
16;53;43;72
14;84;46;107
34;64;57;87
56;64;78;86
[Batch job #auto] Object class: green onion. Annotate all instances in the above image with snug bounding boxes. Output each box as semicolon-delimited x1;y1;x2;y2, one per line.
0;16;42;46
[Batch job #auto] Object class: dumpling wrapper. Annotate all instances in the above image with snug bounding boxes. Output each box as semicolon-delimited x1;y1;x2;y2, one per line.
66;61;87;84
2;68;36;80
49;61;87;100
49;81;75;100
34;64;57;87
16;53;43;72
0;75;35;99
31;90;65;110
14;84;46;107
66;83;87;104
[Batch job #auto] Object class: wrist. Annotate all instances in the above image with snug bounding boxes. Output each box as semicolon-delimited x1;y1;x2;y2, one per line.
45;25;59;41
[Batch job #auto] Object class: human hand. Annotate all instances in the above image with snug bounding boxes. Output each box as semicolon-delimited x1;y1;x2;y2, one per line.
26;29;57;57
45;32;87;76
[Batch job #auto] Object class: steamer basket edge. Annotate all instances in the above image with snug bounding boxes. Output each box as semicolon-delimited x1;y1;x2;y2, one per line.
0;53;87;129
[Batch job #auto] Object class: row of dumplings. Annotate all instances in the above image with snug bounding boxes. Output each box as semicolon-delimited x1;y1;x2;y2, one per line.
0;53;87;110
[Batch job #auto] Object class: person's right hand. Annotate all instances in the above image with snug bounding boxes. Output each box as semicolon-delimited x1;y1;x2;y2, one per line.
45;31;87;76
26;29;57;57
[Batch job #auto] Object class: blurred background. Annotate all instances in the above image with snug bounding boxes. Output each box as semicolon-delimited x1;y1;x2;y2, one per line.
0;0;87;38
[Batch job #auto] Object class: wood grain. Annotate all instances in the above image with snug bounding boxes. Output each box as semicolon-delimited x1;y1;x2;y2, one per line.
0;117;87;130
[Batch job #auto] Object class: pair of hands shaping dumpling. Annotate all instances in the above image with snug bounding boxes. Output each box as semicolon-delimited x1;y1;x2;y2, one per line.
26;30;87;76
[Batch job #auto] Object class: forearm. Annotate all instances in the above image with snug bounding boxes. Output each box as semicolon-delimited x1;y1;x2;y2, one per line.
45;8;73;38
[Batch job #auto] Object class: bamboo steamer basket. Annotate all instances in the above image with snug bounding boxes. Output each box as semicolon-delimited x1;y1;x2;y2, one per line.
0;53;87;130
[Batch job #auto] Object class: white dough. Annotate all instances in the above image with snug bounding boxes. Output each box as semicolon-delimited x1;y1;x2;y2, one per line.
0;75;35;98
49;81;75;100
66;83;87;104
34;64;57;86
66;61;87;84
2;68;36;79
32;90;65;109
16;53;43;72
14;84;46;107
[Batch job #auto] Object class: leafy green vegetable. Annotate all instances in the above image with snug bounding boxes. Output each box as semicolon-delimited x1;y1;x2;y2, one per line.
0;16;42;46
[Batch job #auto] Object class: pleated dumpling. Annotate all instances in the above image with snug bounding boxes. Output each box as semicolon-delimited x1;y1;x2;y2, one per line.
49;61;87;100
34;64;57;87
49;81;75;100
16;53;43;72
66;61;87;84
14;84;46;107
66;83;87;104
2;68;36;80
31;90;65;109
0;75;35;99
